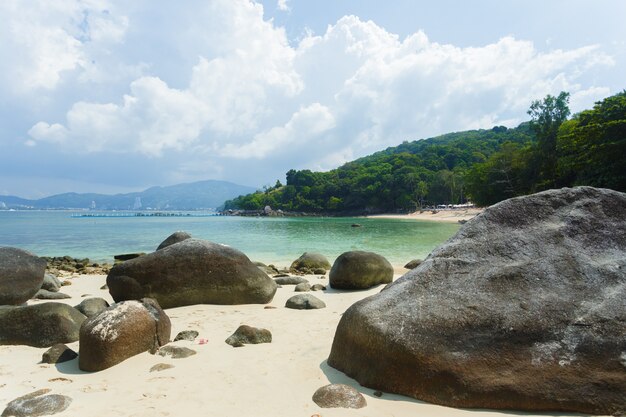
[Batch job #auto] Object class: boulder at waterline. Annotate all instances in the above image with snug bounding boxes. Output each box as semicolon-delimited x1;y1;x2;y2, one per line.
312;384;367;409
79;298;171;372
74;298;110;318
403;259;422;269
225;325;272;347
328;187;626;415
285;294;326;310
1;389;71;417
156;231;192;251
42;343;78;364
0;303;86;347
289;252;331;274
0;247;46;305
329;251;393;290
107;239;277;308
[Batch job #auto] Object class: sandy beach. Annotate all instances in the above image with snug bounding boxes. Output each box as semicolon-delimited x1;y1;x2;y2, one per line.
368;208;483;223
0;270;601;417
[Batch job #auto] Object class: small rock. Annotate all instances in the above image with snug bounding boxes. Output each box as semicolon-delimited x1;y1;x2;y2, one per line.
373;391;383;397
41;344;78;364
1;389;72;416
311;284;326;291
173;330;199;342
33;289;71;300
312;384;366;409
157;345;196;359
273;273;290;278
264;306;276;309
294;282;311;292
41;273;62;292
99;284;108;290
312;268;327;275
150;363;175;372
351;224;362;228
403;259;423;270
225;325;272;347
285;294;326;310
274;276;309;285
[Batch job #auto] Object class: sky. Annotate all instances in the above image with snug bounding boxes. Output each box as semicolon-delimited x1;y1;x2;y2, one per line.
0;0;624;198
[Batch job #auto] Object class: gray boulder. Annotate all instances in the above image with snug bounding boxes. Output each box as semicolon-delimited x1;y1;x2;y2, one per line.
329;251;393;289
107;239;277;308
41;343;78;364
312;384;366;409
0;303;86;347
225;325;272;347
74;298;110;318
156;231;192;251
294;282;311;292
290;252;331;273
0;247;46;305
33;289;71;300
1;389;71;417
79;298;171;372
328;187;626;415
285;294;326;310
41;273;62;292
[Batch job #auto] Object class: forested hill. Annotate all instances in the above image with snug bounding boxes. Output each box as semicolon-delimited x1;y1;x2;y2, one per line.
224;123;535;213
225;90;625;212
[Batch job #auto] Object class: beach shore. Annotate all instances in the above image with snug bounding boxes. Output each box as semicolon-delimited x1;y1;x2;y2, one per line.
0;271;601;417
368;207;483;223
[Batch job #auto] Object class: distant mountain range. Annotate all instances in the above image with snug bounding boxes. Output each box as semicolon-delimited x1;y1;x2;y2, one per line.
0;180;257;210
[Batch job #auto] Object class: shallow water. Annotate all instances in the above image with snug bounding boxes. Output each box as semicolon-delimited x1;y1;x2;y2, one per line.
0;211;459;267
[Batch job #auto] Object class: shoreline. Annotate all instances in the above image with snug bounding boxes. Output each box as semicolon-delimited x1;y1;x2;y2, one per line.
367;208;483;223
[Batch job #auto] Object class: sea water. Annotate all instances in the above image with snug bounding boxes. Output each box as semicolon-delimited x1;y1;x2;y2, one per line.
0;211;459;267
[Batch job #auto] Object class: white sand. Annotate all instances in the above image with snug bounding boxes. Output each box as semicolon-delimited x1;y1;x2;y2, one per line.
368;208;483;223
0;273;596;417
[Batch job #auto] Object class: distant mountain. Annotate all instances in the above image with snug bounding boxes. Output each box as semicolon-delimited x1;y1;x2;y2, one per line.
0;180;257;210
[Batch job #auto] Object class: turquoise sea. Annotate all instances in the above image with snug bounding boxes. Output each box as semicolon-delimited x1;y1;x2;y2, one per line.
0;211;460;267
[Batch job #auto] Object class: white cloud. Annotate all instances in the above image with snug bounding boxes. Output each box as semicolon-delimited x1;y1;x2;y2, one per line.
277;0;290;12
8;0;617;188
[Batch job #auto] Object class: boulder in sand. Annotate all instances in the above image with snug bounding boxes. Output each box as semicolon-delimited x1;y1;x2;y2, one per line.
312;384;367;409
225;325;272;347
329;251;393;289
1;389;71;417
74;297;110;318
41;343;78;364
0;303;86;347
33;289;71;300
403;259;422;269
156;231;192;250
0;247;46;305
328;187;626;415
107;239;277;308
289;252;331;274
285;294;326;310
41;273;62;292
79;298;171;372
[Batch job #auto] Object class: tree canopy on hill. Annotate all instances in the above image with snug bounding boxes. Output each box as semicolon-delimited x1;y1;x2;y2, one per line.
225;91;625;212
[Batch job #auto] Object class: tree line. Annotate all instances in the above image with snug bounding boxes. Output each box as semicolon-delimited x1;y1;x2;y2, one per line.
225;91;625;212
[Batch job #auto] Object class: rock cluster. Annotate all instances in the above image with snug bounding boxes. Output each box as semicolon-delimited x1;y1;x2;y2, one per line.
328;187;626;415
43;256;111;275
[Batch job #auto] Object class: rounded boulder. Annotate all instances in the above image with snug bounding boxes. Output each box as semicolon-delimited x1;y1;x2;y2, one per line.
329;251;393;289
0;247;47;305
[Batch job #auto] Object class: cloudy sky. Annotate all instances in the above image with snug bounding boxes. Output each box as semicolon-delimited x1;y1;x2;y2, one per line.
1;0;624;198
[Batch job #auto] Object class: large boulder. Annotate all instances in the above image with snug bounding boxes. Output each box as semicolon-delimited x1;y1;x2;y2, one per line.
156;231;192;251
0;247;46;305
106;239;277;308
0;303;86;347
289;252;331;274
328;187;626;415
79;298;171;372
329;251;393;289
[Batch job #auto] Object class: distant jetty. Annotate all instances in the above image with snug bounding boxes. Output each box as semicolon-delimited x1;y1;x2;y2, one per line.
71;212;219;218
